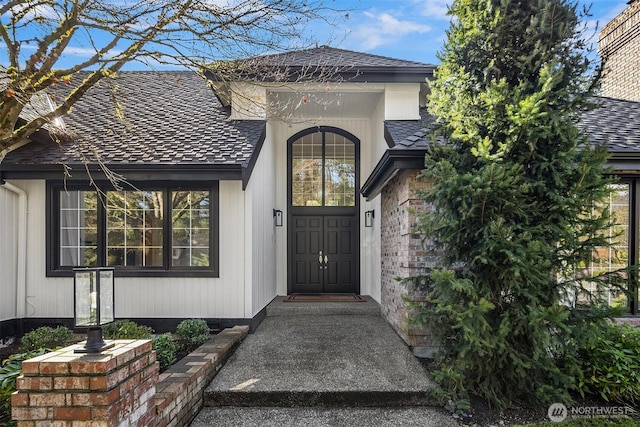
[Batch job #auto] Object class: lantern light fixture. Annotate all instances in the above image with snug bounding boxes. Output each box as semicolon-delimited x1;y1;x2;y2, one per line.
365;210;375;227
73;267;115;353
273;209;283;227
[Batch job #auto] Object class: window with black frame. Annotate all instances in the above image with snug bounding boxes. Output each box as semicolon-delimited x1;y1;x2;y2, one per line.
49;183;218;277
583;180;638;315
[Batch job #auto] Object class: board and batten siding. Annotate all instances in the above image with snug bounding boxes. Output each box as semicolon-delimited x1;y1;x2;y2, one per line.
0;185;19;322
245;125;278;316
361;98;385;303
4;179;250;321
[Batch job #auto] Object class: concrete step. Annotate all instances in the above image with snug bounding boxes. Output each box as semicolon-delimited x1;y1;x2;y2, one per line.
205;389;437;408
190;407;458;427
266;296;381;317
203;315;439;408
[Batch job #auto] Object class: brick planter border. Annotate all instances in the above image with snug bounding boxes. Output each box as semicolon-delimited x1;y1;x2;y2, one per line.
13;325;248;427
155;325;248;427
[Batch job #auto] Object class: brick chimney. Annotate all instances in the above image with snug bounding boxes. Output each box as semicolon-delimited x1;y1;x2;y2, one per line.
598;1;640;101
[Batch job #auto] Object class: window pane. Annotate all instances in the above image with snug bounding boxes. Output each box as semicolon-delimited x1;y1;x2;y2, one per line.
292;133;323;206
59;191;98;266
172;190;211;267
106;191;163;267
324;133;356;206
587;183;630;308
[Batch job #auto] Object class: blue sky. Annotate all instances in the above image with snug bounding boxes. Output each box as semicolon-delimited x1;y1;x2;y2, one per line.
327;0;629;65
0;1;630;70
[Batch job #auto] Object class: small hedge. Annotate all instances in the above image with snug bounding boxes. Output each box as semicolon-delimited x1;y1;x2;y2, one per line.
152;333;178;371
19;326;75;352
576;322;640;403
102;320;154;339
176;319;210;350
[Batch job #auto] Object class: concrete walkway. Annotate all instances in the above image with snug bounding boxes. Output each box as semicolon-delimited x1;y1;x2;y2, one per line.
190;297;457;427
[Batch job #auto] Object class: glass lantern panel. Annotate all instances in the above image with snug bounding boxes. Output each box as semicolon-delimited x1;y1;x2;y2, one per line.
75;270;97;327
99;269;115;325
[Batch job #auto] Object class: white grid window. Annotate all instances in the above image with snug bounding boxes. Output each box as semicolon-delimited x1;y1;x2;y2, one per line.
172;190;210;267
106;190;164;267
59;191;98;266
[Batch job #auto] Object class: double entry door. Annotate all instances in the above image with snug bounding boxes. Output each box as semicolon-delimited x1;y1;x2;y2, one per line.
287;126;360;294
290;214;358;294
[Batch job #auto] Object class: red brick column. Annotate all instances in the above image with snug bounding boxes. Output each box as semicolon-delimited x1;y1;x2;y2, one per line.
381;169;437;356
12;340;158;427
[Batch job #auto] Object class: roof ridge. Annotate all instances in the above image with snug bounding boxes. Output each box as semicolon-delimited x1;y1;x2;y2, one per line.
288;45;435;67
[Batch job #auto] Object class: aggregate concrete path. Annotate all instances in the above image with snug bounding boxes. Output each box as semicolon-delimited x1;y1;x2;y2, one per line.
190;407;458;427
191;297;456;426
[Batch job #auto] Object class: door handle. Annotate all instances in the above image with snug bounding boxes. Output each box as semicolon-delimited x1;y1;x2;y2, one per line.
323;255;328;267
319;251;323;268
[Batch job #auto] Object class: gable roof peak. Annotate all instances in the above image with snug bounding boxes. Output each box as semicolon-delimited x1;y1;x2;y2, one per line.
255;45;436;69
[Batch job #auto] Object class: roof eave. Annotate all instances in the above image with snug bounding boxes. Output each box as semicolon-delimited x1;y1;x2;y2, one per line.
607;152;640;173
0;163;247;182
361;148;427;201
205;66;434;84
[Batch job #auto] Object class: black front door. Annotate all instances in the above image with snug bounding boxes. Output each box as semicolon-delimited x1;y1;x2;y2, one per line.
291;215;358;293
287;127;360;294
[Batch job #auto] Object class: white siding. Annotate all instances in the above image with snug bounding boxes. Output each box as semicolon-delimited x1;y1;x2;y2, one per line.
384;83;422;120
246;128;278;316
0;186;18;321
360;98;385;303
10;180;249;320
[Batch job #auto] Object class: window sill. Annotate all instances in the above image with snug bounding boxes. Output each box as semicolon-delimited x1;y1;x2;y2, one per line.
47;269;219;278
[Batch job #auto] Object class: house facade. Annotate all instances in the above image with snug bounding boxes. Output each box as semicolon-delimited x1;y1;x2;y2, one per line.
2;0;640;353
0;48;437;342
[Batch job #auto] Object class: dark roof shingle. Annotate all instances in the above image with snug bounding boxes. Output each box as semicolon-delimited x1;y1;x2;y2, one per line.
2;71;265;170
257;46;435;69
384;98;640;153
580;97;640;152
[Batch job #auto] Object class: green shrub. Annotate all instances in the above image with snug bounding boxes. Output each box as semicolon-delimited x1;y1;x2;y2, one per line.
1;350;47;422
176;319;210;350
102;320;153;339
152;333;178;371
19;326;75;352
576;322;640;403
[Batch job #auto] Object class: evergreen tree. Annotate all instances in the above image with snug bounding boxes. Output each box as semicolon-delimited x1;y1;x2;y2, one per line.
413;0;627;409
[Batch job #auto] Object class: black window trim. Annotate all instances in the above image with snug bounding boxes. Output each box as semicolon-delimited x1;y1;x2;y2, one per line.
46;180;219;278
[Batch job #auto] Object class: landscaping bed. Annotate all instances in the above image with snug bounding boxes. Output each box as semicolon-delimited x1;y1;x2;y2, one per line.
1;319;227;426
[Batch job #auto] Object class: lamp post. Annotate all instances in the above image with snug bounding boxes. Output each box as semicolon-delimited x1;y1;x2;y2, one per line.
73;267;115;353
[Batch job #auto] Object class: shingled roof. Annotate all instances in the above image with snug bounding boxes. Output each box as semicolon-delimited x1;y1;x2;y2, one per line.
257;45;433;69
362;97;640;199
0;71;266;186
206;46;435;83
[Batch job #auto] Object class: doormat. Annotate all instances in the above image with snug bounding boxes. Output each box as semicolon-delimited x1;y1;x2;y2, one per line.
284;294;366;302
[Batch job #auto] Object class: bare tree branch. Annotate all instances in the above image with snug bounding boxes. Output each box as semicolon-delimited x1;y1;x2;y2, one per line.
0;0;349;152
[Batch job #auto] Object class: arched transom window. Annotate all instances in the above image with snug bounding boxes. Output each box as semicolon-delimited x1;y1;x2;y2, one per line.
291;130;356;207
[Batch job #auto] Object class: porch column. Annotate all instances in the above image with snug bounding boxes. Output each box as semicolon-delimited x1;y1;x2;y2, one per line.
12;340;158;426
380;169;438;357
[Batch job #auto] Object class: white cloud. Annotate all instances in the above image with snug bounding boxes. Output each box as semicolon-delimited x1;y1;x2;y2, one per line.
412;0;452;20
353;11;432;50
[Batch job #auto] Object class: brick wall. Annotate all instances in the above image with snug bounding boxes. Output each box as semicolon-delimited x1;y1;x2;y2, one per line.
155;325;248;427
12;325;248;427
599;0;640;102
380;169;438;355
12;340;158;427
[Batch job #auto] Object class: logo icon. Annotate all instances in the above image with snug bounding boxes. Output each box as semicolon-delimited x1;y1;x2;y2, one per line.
548;403;568;422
